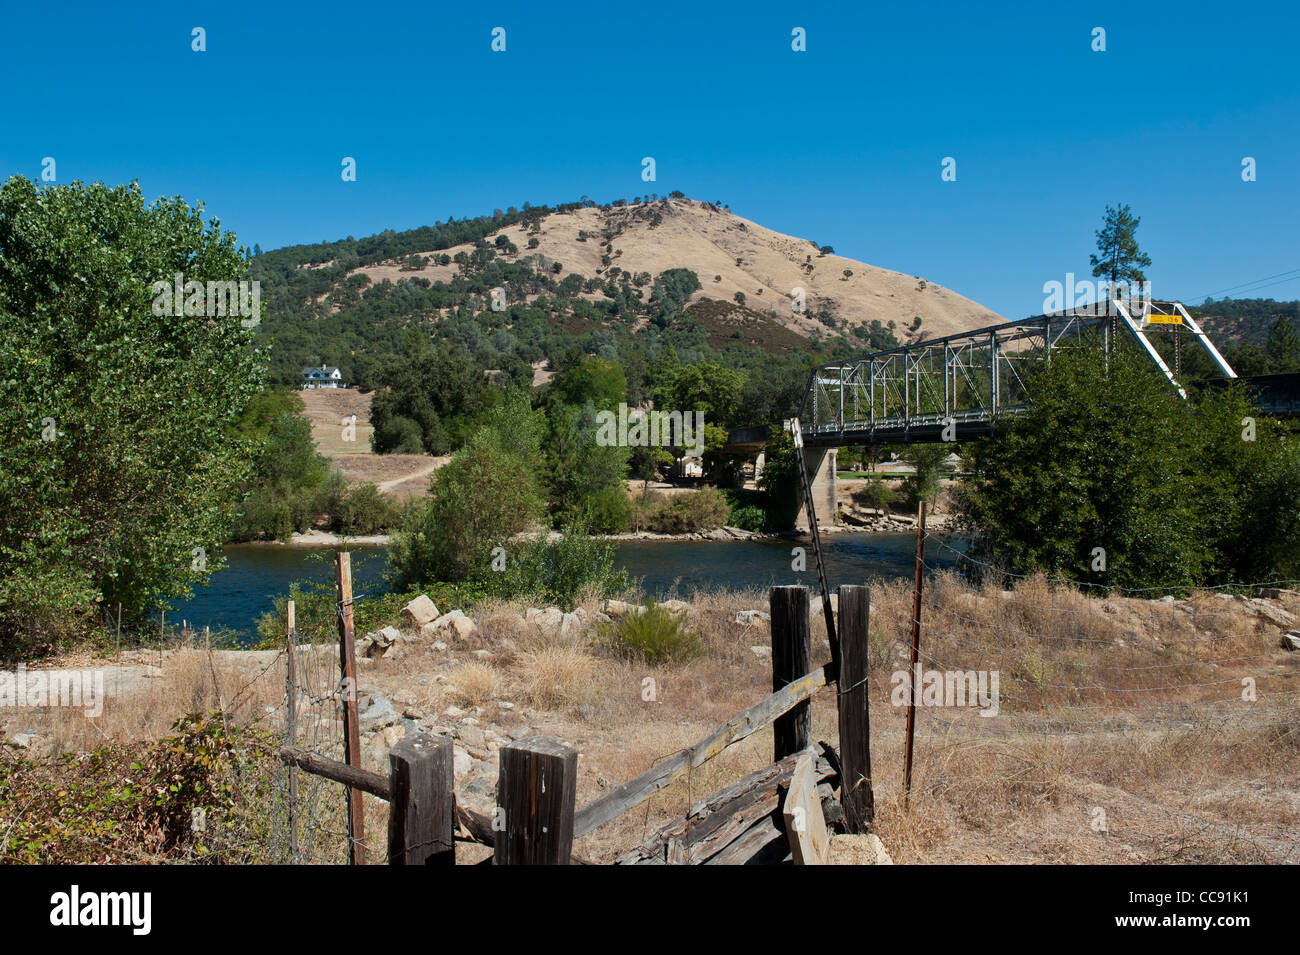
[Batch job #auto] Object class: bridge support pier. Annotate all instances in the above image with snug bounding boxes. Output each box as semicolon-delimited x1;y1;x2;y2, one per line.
795;447;838;532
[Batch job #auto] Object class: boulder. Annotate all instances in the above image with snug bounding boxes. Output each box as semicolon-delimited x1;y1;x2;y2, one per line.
452;746;473;779
525;607;565;631
1247;598;1297;629
750;645;772;660
401;595;441;628
658;599;690;617
430;609;477;640
602;600;643;618
1281;631;1300;653
736;610;771;627
358;694;399;732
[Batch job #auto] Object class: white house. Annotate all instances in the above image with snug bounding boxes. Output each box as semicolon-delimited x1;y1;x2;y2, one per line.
301;365;346;389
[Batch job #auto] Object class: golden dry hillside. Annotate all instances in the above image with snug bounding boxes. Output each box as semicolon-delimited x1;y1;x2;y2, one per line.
334;198;1002;343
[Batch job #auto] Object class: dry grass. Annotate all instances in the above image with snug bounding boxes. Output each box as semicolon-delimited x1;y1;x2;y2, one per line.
444;662;501;707
16;575;1299;864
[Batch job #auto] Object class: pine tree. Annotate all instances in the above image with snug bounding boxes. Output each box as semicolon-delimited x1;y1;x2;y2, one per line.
1089;204;1152;297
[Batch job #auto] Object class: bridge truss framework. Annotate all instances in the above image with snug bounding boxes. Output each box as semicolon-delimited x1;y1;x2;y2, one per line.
797;300;1237;446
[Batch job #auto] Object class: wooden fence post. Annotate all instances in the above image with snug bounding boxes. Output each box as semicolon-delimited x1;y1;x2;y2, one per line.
285;599;299;862
770;585;811;762
388;734;455;865
336;551;366;865
495;736;578;865
903;502;928;809
837;585;874;830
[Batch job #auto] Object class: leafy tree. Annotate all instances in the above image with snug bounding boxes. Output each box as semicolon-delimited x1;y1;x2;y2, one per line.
548;356;626;411
545;403;631;527
1265;316;1300;372
0;177;265;649
898;444;950;509
1089;204;1152;295
954;345;1297;590
387;430;542;587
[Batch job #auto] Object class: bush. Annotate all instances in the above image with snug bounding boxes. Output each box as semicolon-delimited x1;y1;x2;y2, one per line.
637;488;731;533
329;482;400;535
599;601;703;664
580;486;633;534
486;527;626;610
728;505;766;532
387;430;542;588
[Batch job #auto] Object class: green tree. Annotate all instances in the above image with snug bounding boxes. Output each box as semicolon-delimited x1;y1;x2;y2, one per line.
1265;316;1300;372
1089;203;1152;295
954;345;1297;590
548;356;627;411
898;444;950;509
387;430;542;587
0;178;265;649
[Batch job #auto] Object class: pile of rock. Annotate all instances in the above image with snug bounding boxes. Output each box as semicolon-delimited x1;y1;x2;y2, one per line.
359;595;478;660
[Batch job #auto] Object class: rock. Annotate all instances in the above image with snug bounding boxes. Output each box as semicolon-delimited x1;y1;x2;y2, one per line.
1246;599;1297;629
471;649;494;660
658;599;690;616
829;833;894;866
401;594;441;628
9;732;36;749
507;726;534;740
444;705;466;719
1261;588;1300;600
381;725;406;749
498;701;515;710
749;645;772;660
458;725;488;749
560;612;585;638
525;607;565;631
358;694;399;732
452;746;473;778
1281;631;1300;652
1157;595;1177;604
430;609;477;640
736;610;770;626
431;640;448;652
601;600;643;618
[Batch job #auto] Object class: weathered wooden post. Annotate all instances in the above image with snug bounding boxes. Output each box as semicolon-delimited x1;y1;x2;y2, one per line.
495;736;578;865
388;734;455;865
335;552;365;865
285;599;299;862
837;585;874;830
903;502;928;809
770;585;812;761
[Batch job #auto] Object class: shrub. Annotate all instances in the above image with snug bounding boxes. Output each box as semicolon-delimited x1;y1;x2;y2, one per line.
330;482;400;535
599;601;703;664
487;527;626;610
637;488;731;533
581;486;633;534
728;505;766;532
387;431;542;588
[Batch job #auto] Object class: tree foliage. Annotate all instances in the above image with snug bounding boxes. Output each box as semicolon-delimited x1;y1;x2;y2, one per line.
0;178;264;649
955;345;1298;590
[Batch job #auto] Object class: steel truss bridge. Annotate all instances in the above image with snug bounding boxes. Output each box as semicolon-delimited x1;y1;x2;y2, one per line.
793;299;1298;447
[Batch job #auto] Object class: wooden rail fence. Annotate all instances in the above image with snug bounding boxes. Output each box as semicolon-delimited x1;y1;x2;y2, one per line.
279;570;877;865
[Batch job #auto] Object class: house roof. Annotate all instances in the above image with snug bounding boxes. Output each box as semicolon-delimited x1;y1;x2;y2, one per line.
302;366;342;377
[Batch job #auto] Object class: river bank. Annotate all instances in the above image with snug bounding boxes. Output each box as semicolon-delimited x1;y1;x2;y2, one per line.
234;507;958;549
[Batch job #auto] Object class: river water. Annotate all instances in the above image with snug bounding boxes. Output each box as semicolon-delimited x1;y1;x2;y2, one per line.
164;532;963;641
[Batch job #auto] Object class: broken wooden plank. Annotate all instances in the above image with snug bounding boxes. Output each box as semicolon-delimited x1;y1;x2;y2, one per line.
784;750;830;865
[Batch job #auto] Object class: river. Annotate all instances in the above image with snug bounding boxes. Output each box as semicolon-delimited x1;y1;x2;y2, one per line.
163;532;963;642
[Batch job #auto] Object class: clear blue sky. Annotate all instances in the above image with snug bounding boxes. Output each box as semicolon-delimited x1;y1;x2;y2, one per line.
2;1;1297;318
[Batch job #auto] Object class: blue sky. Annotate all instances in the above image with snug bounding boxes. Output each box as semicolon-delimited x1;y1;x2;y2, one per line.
1;0;1297;318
